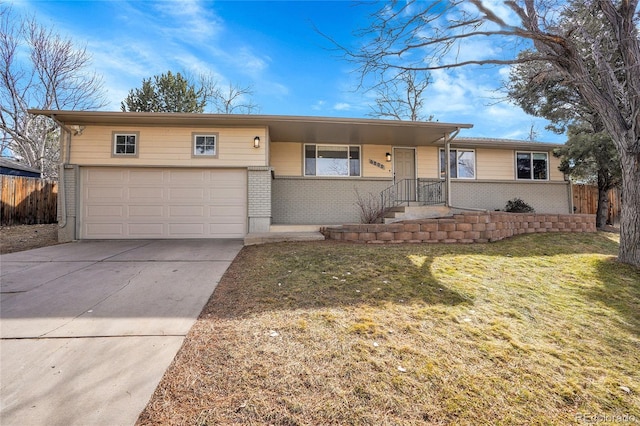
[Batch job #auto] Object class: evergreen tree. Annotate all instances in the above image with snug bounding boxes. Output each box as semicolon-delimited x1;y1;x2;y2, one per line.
121;71;207;113
555;123;621;227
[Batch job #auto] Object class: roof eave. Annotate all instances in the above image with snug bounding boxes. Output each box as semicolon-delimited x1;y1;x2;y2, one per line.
28;110;473;145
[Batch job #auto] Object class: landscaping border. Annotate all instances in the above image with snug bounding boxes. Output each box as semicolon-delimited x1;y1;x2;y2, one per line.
320;212;596;244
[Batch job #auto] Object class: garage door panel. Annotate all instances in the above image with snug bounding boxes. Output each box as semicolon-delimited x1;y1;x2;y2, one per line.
210;188;245;200
128;205;164;217
129;187;164;199
129;170;164;183
87;205;123;217
85;169;126;183
210;216;246;224
128;223;165;237
87;187;124;200
168;170;206;183
169;205;204;217
210;223;245;235
81;168;247;239
168;187;205;200
210;181;245;190
209;205;245;216
208;168;245;179
168;223;205;235
86;223;124;237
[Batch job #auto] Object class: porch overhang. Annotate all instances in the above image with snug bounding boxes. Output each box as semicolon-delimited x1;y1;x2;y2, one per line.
29;110;473;146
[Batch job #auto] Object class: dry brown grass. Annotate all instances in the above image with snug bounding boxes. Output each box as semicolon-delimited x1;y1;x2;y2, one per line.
137;232;639;425
0;223;59;254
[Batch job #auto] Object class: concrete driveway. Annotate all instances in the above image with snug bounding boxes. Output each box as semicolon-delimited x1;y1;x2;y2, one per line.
0;239;243;426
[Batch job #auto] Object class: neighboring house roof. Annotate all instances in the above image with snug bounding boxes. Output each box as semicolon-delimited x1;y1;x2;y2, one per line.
0;158;41;177
29;110;473;145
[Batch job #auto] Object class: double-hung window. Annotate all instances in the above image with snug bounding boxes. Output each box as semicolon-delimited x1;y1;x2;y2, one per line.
193;133;218;157
304;144;361;177
516;152;548;180
112;132;138;156
439;149;475;179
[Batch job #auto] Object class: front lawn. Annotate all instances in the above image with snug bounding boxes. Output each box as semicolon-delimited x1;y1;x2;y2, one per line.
138;232;639;425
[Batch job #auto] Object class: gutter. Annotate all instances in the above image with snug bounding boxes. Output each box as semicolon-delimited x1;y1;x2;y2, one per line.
50;115;72;228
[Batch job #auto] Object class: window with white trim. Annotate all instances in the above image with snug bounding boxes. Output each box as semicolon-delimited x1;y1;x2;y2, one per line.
113;132;138;156
516;152;548;180
193;133;217;157
439;149;475;179
304;144;361;177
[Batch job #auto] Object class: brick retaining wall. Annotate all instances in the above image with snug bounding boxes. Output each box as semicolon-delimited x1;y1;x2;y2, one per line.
321;212;596;244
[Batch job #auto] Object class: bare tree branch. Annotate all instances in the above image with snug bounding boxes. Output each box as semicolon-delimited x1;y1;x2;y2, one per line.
210;82;259;114
0;5;106;178
367;70;433;121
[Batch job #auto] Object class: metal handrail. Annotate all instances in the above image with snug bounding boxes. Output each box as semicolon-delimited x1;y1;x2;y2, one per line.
381;179;445;210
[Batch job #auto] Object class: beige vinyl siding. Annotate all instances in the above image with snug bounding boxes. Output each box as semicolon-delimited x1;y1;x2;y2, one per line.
549;154;564;181
470;148;564;182
362;145;392;178
70;126;267;167
416;146;439;179
476;148;514;180
270;142;302;176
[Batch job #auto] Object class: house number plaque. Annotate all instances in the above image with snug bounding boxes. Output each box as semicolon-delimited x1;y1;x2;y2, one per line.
369;159;385;170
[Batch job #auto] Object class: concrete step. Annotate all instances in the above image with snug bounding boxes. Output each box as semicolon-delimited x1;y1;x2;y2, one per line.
384;205;453;224
269;224;325;232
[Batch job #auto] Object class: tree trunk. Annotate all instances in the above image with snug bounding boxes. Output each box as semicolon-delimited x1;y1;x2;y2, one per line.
596;169;611;229
596;186;609;229
618;151;640;267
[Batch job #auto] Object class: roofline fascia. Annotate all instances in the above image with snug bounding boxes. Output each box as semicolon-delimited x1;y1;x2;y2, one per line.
27;109;474;130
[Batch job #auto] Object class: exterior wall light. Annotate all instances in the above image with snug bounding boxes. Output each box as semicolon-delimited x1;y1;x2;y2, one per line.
254;136;260;148
386;152;392;162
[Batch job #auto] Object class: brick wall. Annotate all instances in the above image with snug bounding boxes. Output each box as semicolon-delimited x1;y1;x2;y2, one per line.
450;181;572;214
321;212;596;244
272;177;391;224
248;167;272;216
248;167;272;232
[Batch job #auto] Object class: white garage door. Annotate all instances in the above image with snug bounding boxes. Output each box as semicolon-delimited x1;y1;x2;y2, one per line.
81;167;247;239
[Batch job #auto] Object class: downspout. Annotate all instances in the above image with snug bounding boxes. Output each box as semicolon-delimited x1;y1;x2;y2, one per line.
51;115;72;228
567;174;574;214
444;127;461;207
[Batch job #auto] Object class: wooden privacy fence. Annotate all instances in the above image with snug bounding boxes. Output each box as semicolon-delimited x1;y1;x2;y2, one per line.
572;184;621;224
1;175;58;225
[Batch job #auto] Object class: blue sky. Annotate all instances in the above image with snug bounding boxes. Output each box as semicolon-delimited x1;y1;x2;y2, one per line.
15;0;564;143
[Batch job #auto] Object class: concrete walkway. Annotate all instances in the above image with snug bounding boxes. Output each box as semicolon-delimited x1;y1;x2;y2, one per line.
0;239;243;426
244;231;325;245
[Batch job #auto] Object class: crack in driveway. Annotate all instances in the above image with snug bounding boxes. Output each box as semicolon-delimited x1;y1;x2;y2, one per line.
38;269;145;338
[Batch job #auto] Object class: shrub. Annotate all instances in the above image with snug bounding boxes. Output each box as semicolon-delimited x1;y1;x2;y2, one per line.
505;198;535;213
354;188;388;223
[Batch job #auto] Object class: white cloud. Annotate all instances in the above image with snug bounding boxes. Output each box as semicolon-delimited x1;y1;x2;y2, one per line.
149;0;224;43
333;102;352;111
